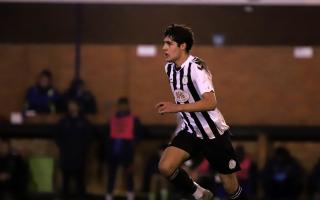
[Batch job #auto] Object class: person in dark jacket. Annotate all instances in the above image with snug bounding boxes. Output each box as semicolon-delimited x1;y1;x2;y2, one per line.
61;79;97;115
56;100;93;199
262;147;303;200
0;138;29;200
308;158;320;200
25;69;61;113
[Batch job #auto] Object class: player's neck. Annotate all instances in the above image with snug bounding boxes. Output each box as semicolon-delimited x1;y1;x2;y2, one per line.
174;53;189;68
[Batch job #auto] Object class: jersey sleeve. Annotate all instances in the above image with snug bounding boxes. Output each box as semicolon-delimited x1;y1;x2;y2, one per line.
192;65;214;95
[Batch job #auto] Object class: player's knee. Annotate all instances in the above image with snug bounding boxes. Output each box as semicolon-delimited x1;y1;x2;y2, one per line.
158;160;175;177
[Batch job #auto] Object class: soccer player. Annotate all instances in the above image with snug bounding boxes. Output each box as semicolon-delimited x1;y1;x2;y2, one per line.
155;24;247;200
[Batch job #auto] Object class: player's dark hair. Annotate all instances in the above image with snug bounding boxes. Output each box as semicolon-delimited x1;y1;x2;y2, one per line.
164;24;194;53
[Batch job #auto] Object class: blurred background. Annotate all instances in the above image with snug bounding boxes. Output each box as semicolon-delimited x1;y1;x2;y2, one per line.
0;0;319;200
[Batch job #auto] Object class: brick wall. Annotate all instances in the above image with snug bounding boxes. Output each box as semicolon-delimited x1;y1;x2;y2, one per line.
0;44;319;125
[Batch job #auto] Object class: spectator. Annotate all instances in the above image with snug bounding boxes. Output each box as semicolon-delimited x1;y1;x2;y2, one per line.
308;158;320;200
0;138;29;200
235;145;258;199
105;97;142;200
25;69;61;114
262;147;303;200
56;100;93;199
61;79;97;115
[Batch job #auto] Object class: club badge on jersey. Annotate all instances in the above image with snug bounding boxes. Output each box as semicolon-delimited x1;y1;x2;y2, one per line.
174;89;189;103
182;76;188;85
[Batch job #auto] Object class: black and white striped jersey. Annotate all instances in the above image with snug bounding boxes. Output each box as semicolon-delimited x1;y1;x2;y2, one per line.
165;55;229;139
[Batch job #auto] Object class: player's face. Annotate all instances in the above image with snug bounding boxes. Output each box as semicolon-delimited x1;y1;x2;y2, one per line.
162;36;184;63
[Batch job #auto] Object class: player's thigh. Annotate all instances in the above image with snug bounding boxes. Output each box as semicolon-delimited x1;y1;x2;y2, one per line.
158;146;190;175
159;131;202;176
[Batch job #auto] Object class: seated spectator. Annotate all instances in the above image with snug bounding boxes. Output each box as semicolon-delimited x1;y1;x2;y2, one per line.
308;158;320;200
61;79;97;115
56;100;93;199
262;146;303;200
0;138;29;200
235;145;258;199
25;69;61;114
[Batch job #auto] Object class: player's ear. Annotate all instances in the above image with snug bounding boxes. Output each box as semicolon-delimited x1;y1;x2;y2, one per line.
180;43;187;51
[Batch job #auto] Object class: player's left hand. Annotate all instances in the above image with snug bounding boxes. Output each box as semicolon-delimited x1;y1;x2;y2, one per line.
155;102;180;114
